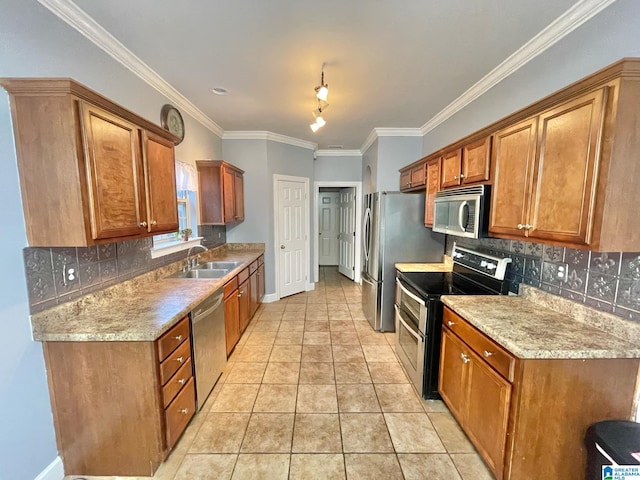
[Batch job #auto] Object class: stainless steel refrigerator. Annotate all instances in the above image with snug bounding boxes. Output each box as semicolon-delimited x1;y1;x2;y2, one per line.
361;191;445;332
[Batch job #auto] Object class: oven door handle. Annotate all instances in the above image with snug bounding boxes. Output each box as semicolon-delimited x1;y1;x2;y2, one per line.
395;306;423;343
397;280;425;307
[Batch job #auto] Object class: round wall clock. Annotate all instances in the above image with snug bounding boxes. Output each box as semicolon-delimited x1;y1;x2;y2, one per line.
160;104;185;145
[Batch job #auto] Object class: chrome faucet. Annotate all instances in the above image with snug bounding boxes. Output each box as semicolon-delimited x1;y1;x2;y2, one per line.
185;244;208;270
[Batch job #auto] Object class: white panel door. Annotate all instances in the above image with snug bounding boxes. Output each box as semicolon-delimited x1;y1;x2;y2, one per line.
278;179;307;298
318;192;339;265
338;187;356;280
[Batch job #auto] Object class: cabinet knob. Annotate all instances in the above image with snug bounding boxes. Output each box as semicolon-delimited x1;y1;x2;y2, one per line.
139;221;147;227
460;173;465;179
237;293;242;297
460;353;470;363
454;175;458;180
178;378;186;385
176;356;184;364
525;224;532;230
174;335;182;342
447;321;455;327
517;223;524;230
180;408;189;415
151;220;157;226
483;350;494;357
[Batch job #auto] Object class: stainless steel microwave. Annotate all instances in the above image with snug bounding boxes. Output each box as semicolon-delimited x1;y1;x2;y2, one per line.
432;185;490;239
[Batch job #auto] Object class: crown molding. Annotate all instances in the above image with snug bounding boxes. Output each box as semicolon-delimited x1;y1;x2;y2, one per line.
420;0;618;135
315;149;362;157
223;131;317;150
360;127;422;154
37;0;224;137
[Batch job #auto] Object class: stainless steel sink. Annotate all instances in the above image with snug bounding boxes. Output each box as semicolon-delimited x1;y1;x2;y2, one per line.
168;268;229;279
197;261;242;270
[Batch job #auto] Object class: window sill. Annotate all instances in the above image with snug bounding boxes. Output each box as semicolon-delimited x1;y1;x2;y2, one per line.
150;237;204;259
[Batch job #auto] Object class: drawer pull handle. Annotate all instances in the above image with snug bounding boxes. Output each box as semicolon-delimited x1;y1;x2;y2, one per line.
178;378;186;385
174;335;183;342
139;221;147;228
460;353;470;363
176;356;184;364
483;350;494;357
180;408;189;415
447;321;455;327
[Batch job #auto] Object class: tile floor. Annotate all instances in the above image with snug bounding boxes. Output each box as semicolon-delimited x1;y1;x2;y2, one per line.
68;267;494;480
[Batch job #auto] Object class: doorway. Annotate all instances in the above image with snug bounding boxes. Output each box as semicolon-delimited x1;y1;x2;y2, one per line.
313;181;362;284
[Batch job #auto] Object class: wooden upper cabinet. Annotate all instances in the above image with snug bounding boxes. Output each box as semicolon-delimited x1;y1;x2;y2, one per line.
462;136;491;184
440;149;463;188
399;169;412;190
424;158;441;227
197;160;245;225
489;88;606;246
0;78;180;246
399;162;426;191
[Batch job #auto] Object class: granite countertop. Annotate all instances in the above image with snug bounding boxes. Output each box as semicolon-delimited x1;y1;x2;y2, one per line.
441;289;640;360
31;247;264;342
396;256;453;273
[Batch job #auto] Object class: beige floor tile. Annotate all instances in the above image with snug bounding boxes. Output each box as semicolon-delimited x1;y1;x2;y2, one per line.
253;384;298;413
304;320;330;331
262;362;300;384
282;311;306;321
240;413;294;453
171;410;208;454
349;311;367;321
375;384;424;412
209;384;259;412
257;311;283;321
234;345;272;363
449;453;494;480
299;362;335;384
274;330;303;345
384;413;446;453
285;303;307;312
292;414;343;453
340;413;394;453
428;412;475;453
245;331;277;346
368;362;410;384
173;454;237;480
328;311;353;320
152;451;185;480
303;331;331;345
277;320;305;332
329;320;356;331
353;320;374;333
302;345;333;362
358;331;389;345
287;294;308;304
362;344;398;362
397;454;463;480
269;345;302;362
225;362;267;384
289;453;345;479
326;297;347;304
330;330;360;345
262;303;286;312
421;399;450;413
189;413;250;453
334;362;372;383
337;384;380;412
306;303;328;312
251;320;280;332
344;454;403;479
231;453;290;480
332;345;365;363
328;304;350;312
306;295;328;304
296;384;338;413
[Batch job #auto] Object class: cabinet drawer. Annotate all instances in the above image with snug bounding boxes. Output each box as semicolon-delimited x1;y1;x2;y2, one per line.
443;308;515;381
238;267;249;284
159;340;191;385
258;254;264;266
157;317;190;362
249;260;258;274
162;357;193;407
224;277;238;298
165;376;196;449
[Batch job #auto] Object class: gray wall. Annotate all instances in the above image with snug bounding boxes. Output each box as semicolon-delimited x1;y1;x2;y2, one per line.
0;1;222;477
362;136;422;193
314;154;363;182
362;139;379;194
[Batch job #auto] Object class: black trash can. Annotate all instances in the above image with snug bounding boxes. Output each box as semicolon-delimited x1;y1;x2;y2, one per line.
585;420;640;480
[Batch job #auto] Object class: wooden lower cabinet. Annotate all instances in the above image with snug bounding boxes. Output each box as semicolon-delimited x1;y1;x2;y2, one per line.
224;286;240;356
42;316;195;477
439;307;640;479
258;261;265;301
238;279;251;334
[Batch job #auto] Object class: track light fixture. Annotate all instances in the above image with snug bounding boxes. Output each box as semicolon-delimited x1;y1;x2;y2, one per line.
315;70;329;101
310;67;330;132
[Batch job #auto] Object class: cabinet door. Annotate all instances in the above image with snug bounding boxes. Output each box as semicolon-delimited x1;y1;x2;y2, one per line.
224;291;240;356
197;162;224;225
81;102;146;239
234;171;245;222
438;329;467;423
399;169;412;191
464;348;512;479
410;163;426;188
142;131;178;234
249;271;259;318
258;263;265;303
462;137;491;184
489;117;538;238
529;88;606;245
440;149;462;188
424;158;441;227
222;167;236;223
238;280;250;333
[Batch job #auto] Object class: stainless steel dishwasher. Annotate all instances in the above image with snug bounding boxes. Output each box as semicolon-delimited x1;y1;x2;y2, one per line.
191;288;227;410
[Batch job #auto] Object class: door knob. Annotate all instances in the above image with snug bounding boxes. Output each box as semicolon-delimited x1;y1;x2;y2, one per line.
280;245;285;250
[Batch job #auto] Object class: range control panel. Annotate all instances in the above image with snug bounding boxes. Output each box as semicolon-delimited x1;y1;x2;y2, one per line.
452;245;512;281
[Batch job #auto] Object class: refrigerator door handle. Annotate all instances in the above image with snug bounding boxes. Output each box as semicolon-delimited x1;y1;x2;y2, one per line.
361;274;375;287
362;207;371;261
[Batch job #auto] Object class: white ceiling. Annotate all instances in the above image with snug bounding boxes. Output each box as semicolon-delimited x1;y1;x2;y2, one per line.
69;0;580;150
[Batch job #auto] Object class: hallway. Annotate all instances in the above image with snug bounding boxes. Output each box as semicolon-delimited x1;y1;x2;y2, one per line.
144;267;494;479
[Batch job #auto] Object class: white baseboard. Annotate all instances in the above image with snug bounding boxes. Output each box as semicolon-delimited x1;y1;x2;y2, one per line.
262;293;279;303
34;456;64;480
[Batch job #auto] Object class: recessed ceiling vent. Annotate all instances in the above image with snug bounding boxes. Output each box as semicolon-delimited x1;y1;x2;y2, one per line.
327;145;343;149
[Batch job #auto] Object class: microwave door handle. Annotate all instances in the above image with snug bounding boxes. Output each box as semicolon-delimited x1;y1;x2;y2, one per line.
398;280;425;307
458;200;468;231
395;306;423;342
